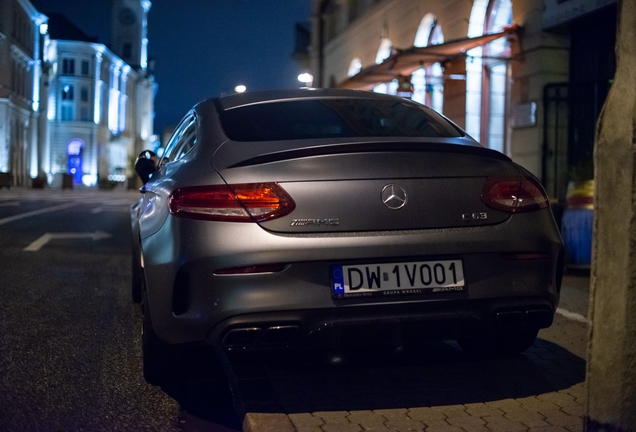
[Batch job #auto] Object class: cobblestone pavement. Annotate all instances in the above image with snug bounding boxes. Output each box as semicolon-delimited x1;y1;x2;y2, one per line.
233;276;589;432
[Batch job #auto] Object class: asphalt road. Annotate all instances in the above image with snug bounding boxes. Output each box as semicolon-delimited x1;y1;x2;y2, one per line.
0;187;591;432
0;187;241;431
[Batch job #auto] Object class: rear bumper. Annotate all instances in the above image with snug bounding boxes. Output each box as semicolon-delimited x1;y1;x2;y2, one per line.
141;209;563;346
207;297;555;350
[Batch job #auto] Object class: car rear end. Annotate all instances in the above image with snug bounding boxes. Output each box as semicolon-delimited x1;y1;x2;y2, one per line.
141;91;563;354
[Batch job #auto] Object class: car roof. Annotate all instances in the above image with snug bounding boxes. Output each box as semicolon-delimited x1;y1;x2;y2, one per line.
209;88;428;112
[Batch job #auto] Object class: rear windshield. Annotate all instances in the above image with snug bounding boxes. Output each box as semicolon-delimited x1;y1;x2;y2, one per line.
218;98;463;141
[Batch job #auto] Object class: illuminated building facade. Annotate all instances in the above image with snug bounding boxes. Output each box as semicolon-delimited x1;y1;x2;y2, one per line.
0;0;156;188
309;0;617;208
0;0;47;187
44;0;156;187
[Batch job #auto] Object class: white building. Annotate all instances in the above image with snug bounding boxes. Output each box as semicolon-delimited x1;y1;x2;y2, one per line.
43;0;156;187
0;0;156;188
0;0;47;187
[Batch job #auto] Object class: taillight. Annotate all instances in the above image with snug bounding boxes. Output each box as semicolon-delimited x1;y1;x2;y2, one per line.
169;183;295;222
481;176;548;213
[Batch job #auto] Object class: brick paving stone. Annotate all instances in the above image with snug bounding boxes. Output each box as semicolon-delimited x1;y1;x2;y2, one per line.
346;410;387;429
374;409;409;420
516;398;561;414
384;418;426;431
502;410;549;429
527;427;571;432
482;415;528;432
297;428;324;432
420;420;453;429
463;402;504;417
430;405;469;417
484;399;526;412
243;413;296;432
422;426;465;432
321;423;364;432
560;385;586;404
536;393;578;407
559;404;584;417
355;426;393;432
445;415;489;432
407;407;447;422
314;411;352;424
541;411;583;429
289;413;326;429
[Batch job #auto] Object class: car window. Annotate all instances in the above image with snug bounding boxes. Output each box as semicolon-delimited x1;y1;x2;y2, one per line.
161;115;197;164
218;98;463;141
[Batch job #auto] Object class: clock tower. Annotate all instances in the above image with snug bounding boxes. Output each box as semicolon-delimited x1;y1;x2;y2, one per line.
112;0;151;70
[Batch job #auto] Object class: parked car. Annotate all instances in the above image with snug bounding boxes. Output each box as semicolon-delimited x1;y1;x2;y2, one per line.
131;89;563;385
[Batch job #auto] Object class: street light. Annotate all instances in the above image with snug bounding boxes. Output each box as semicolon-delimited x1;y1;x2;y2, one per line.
298;73;314;88
234;85;247;93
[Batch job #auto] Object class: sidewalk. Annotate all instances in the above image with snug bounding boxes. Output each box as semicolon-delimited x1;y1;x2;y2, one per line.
233;275;590;432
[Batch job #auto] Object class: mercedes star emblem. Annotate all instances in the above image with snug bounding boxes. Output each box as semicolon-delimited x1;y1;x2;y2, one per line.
381;184;407;210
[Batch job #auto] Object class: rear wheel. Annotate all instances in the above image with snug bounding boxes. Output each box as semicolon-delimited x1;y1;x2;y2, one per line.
141;289;226;386
141;293;172;385
457;329;538;358
131;244;142;303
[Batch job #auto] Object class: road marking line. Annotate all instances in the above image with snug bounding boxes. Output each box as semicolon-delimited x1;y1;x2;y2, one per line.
23;231;112;251
91;206;129;214
0;201;19;207
0;203;74;226
556;307;589;323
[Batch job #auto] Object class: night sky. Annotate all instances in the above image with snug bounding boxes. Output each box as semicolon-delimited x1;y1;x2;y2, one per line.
31;0;312;136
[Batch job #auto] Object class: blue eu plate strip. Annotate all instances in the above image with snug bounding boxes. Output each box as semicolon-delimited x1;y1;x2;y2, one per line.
331;265;345;295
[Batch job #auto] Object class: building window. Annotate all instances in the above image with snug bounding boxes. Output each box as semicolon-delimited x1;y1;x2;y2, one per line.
80;87;88;102
466;0;512;154
373;39;397;95
61;105;74;121
62;58;75;75
80;106;90;122
122;43;132;59
81;60;89;76
412;14;444;113
62;84;74;100
348;58;362;77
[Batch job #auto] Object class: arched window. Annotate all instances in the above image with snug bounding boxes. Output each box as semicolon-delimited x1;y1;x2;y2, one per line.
348;58;362;77
412;14;444;113
373;38;397;94
466;0;512;153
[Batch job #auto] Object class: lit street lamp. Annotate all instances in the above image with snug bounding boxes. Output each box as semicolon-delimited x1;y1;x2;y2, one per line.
298;73;314;88
234;85;247;93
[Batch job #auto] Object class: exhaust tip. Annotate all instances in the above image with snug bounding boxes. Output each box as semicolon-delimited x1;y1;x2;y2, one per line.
222;327;262;347
261;325;299;345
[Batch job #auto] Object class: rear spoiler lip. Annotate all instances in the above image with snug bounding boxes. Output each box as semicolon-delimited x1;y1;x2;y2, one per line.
224;141;510;169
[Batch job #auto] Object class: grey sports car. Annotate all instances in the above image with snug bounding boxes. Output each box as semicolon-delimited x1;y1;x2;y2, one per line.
132;89;563;385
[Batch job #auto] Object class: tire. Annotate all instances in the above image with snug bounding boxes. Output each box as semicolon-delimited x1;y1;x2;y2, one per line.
457;329;539;358
131;244;142;304
141;294;170;385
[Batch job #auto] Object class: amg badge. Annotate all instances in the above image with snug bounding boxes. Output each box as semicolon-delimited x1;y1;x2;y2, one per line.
291;218;339;226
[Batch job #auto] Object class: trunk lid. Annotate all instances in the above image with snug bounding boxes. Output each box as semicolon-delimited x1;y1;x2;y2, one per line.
211;140;518;233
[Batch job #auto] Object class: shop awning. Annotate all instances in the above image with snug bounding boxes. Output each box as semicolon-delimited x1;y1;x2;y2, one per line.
338;25;519;90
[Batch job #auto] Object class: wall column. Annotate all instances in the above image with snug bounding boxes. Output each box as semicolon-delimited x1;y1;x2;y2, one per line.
586;0;636;429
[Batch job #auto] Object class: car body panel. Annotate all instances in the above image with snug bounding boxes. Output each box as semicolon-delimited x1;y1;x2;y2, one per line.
133;89;564;352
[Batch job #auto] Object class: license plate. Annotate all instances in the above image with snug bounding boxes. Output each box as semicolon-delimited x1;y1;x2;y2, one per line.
331;259;465;298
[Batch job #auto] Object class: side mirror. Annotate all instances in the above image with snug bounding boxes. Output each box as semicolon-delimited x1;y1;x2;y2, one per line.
135;150;159;184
